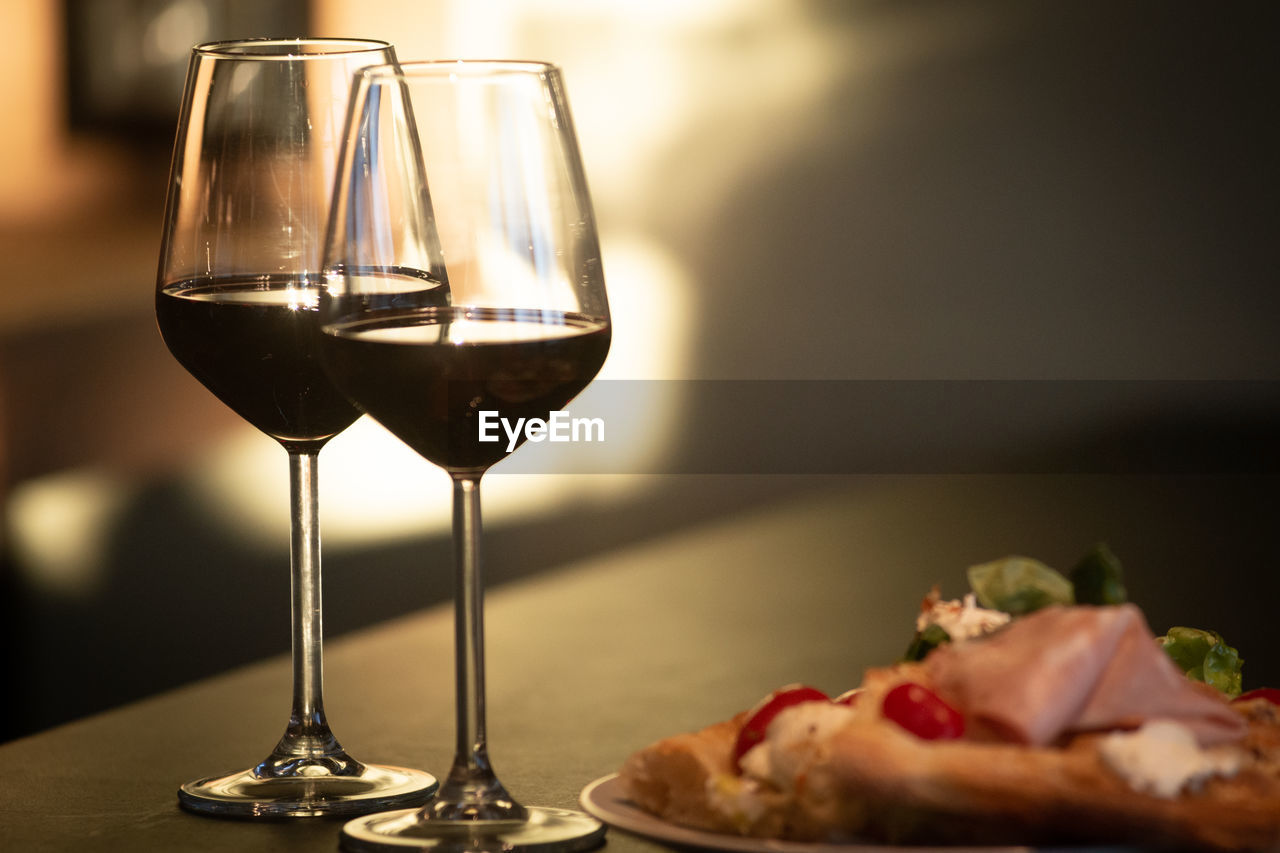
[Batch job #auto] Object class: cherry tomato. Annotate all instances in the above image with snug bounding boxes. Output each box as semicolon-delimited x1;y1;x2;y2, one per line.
881;682;965;740
732;684;830;768
1233;687;1280;707
833;688;863;706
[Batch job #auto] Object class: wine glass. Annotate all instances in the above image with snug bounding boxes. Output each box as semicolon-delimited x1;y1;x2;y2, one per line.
155;38;437;818
319;61;611;851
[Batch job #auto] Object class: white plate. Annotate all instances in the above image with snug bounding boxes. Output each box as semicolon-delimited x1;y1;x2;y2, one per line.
579;774;1035;853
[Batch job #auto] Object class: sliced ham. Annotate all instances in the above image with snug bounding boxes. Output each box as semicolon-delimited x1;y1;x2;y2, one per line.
924;603;1246;747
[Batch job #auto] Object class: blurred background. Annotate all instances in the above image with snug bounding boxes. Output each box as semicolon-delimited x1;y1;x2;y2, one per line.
0;0;1276;741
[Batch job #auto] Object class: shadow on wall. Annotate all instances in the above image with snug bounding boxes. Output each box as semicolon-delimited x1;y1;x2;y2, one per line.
639;0;1277;381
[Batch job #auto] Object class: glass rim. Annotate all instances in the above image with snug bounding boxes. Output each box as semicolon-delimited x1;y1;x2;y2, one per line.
357;59;562;81
192;37;393;59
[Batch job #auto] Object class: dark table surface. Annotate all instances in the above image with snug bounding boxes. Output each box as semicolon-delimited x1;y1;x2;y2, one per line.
3;475;1276;851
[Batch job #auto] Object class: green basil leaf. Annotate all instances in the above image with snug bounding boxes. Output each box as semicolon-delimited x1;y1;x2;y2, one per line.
967;556;1075;615
1202;639;1244;697
1070;543;1128;605
1159;626;1214;672
1158;626;1244;697
903;623;951;662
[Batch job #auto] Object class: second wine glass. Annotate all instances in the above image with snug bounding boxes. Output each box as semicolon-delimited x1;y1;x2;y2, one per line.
320;61;611;851
155;38;437;818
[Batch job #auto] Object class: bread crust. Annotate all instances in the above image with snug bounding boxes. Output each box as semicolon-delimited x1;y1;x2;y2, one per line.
620;689;1280;850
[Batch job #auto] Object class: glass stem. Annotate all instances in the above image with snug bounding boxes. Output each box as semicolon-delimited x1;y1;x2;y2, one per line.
257;449;352;778
428;475;527;821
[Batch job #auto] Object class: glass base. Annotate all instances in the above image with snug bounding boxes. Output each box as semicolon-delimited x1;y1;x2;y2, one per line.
341;806;607;852
179;763;438;819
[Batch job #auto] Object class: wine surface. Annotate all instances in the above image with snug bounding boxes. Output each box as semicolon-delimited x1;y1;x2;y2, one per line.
157;276;364;447
321;307;611;473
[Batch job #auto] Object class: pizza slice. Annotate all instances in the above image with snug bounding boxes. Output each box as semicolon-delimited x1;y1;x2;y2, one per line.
620;604;1280;850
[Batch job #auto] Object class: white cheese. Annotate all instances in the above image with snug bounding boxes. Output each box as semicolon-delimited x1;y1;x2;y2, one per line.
1098;719;1242;798
916;592;1011;641
705;774;767;829
738;702;856;791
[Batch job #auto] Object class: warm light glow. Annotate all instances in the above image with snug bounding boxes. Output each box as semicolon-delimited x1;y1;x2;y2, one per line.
311;0;857;235
142;0;208;67
0;1;68;221
7;470;138;596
